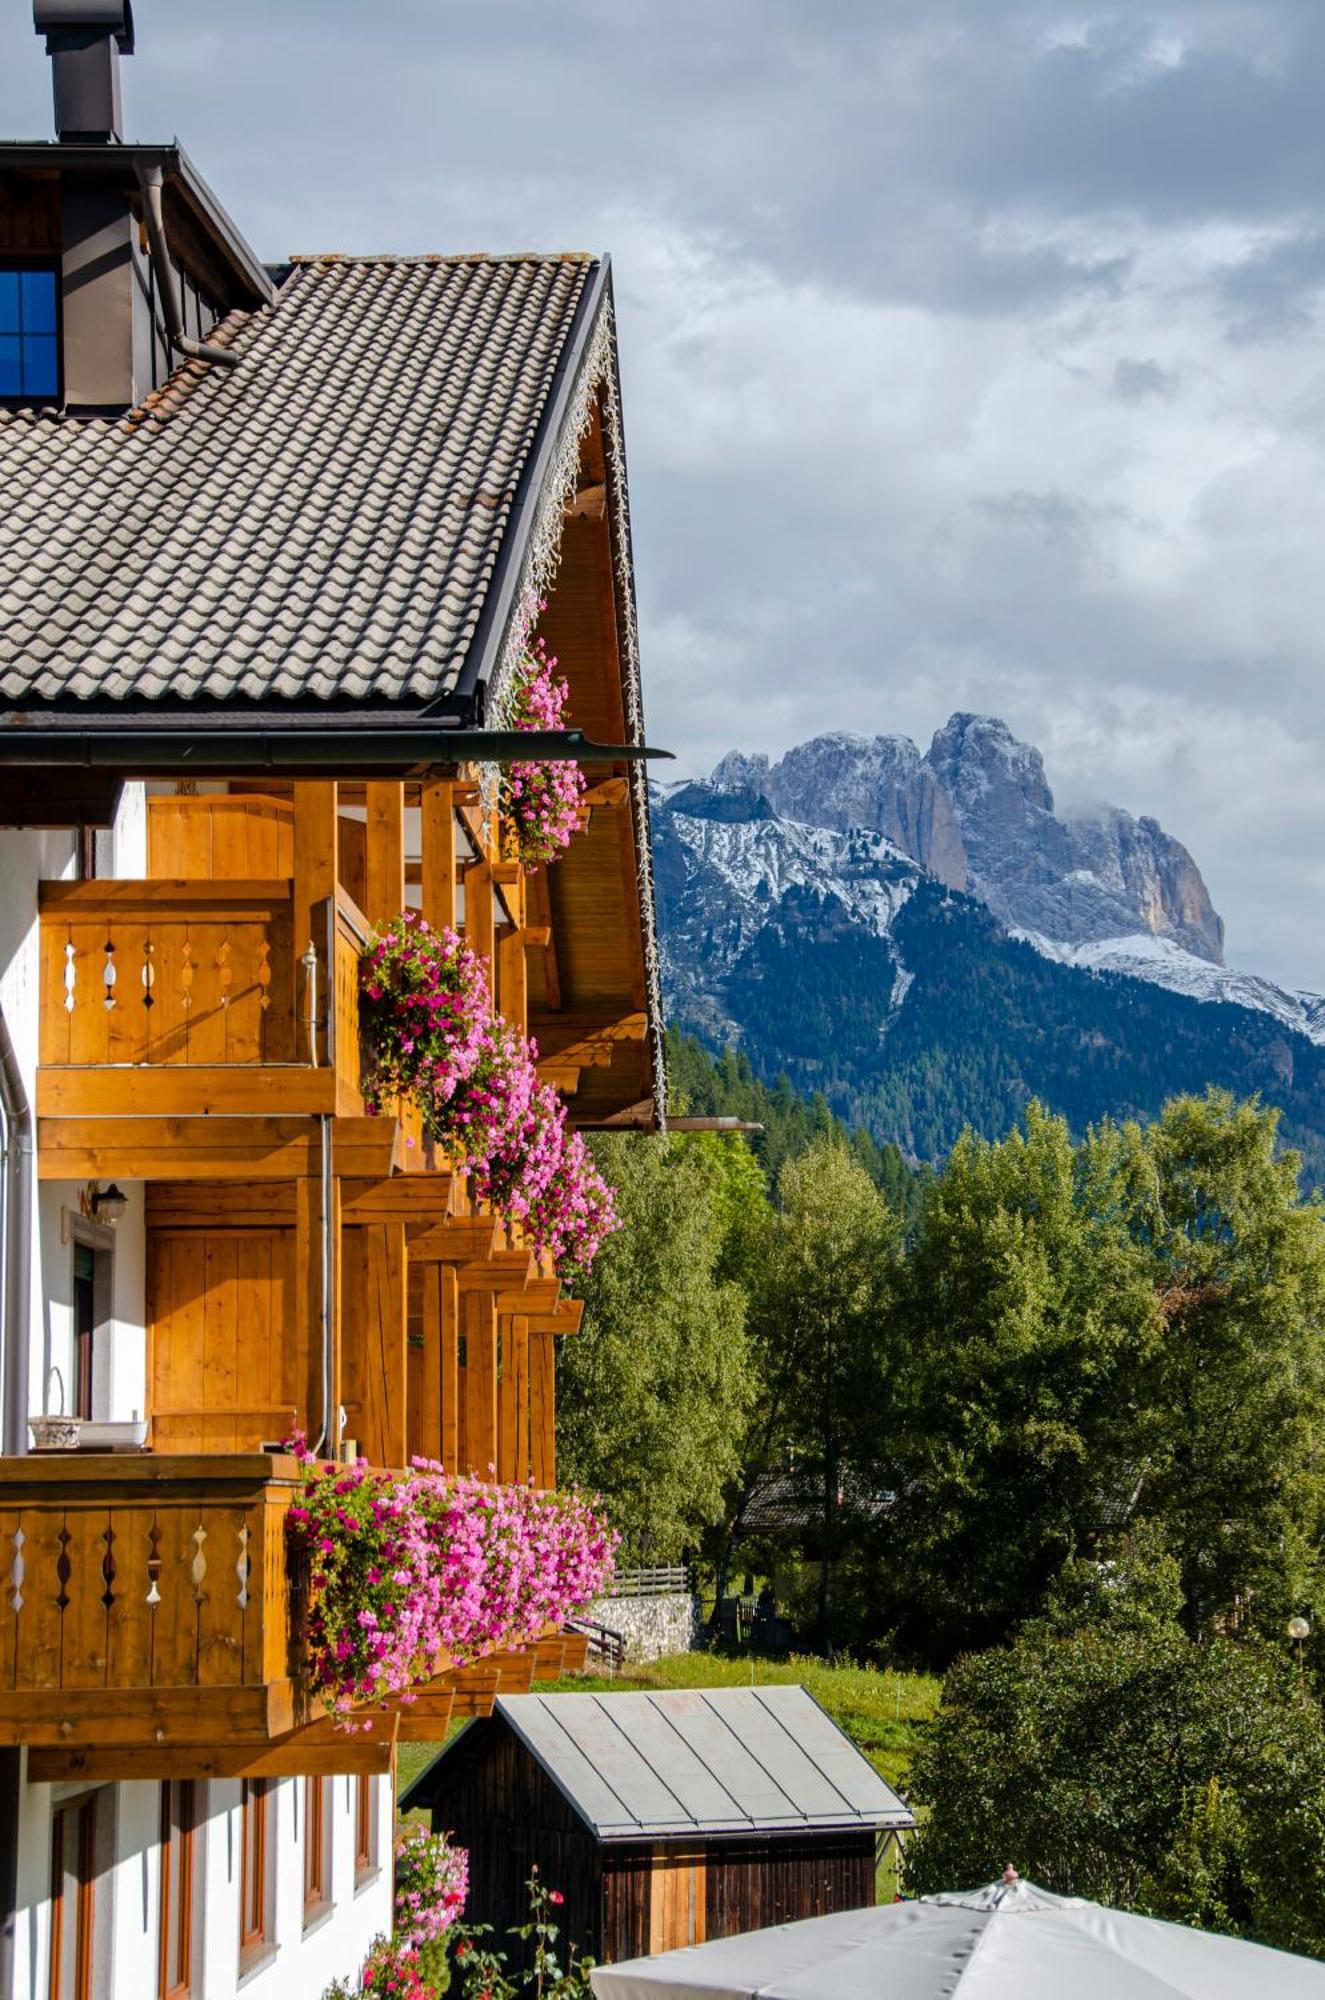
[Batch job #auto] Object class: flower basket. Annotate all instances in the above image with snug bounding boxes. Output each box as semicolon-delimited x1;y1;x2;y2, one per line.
499;632;587;867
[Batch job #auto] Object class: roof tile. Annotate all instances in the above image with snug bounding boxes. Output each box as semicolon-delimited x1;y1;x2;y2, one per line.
0;254;595;709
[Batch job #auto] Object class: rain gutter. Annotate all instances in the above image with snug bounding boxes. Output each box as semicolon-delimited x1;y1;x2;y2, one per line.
0;728;671;779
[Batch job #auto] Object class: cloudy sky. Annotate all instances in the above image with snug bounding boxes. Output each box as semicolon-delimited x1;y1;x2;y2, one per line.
5;2;1325;985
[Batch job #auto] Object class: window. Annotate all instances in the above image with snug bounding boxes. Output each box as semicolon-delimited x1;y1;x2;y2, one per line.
72;1245;95;1423
159;1781;196;2000
354;1775;377;1887
238;1780;271;1964
302;1776;329;1926
0;267;59;402
49;1795;96;2000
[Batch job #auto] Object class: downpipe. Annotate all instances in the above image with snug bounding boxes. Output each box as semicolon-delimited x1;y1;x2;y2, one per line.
0;1003;32;2000
301;944;336;1459
135;164;242;371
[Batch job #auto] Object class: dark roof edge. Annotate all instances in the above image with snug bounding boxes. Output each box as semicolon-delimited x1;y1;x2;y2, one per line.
455;256;610;712
0;140;273;304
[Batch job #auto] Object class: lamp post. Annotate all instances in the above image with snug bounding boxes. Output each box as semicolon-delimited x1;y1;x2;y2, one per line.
1287;1615;1311;1675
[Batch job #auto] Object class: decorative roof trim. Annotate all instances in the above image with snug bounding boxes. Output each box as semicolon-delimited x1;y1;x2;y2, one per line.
471;265;666;1127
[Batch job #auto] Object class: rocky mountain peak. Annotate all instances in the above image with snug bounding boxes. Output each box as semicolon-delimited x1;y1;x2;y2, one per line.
708;730;967;890
705;711;1226;967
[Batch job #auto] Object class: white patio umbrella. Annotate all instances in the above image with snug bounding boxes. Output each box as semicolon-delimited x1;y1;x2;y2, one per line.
590;1872;1325;2000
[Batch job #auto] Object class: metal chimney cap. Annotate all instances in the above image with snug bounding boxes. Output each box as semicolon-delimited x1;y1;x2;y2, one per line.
34;1;134;53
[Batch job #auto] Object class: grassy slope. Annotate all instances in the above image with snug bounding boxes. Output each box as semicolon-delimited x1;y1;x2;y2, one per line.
397;1651;939;1805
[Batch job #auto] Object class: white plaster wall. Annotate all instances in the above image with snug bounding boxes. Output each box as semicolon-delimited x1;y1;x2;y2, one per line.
13;1767;393;2000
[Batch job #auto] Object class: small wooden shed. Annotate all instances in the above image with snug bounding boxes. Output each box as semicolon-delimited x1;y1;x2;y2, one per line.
401;1686;914;1962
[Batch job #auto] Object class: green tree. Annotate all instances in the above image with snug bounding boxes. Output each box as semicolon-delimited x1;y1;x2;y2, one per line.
1125;1091;1325;1634
728;1140;898;1652
905;1535;1325;1958
877;1105;1159;1658
556;1136;753;1562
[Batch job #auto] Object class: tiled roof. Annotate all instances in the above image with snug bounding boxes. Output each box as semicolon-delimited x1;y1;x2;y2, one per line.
0;254;597;710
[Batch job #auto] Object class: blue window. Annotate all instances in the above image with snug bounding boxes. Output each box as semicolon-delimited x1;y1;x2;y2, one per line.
0;268;59;401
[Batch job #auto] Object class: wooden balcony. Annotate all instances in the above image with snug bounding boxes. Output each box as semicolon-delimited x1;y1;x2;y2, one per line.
0;1454;305;1755
38;878;364;1116
0;1453;588;1781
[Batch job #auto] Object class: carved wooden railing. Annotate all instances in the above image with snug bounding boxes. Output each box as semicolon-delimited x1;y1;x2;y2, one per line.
36;880;385;1127
0;1454;305;1749
40;880;297;1068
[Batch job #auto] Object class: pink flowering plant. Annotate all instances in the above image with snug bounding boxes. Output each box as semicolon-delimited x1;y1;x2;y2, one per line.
358;913;621;1276
361;914;492;1131
287;1440;618;1722
499;630;587;868
395;1824;469;1949
524;1131;618;1279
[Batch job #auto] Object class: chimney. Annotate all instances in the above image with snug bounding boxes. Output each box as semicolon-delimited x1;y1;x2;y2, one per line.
34;1;135;143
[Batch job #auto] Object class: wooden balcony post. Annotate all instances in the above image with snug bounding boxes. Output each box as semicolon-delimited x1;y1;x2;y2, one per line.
465;860;495;1007
496;895;530;1041
364;783;405;931
530;1330;556;1490
420;780;456;933
463;1290;498;1478
497;1312;529;1485
292;783;338;1065
340;1223;407;1469
441;1265;459;1474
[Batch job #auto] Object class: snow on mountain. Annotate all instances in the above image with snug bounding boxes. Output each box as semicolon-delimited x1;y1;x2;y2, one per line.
1019;932;1325;1048
708;715;1225;966
664;716;1322;1055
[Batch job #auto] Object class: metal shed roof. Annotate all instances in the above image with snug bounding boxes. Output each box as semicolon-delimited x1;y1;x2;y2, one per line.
406;1686;913;1842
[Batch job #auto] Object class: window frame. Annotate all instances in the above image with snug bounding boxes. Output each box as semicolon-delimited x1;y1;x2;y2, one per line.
48;1792;97;2000
238;1779;273;1970
158;1779;197;2000
0;258;61;407
353;1774;378;1889
302;1774;331;1929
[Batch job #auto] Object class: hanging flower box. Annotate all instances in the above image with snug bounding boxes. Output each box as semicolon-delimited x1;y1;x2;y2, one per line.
499;632;587;868
286;1443;617;1724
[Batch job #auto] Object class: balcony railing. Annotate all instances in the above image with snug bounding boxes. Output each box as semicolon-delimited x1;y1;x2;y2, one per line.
0;1454;305;1751
38;880;367;1120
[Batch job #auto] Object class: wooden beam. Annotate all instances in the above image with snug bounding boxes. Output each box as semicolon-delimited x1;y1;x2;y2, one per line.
530;1330;556;1490
342;1176;457;1223
147;1182;298;1229
420;780;457;933
364;782;405;930
37;1066;338;1120
497;924;530;1041
406;1217;503;1263
525;1299;585;1336
465;859;495;1001
535;1063;582;1094
494;1279;560;1316
293;781;338;1063
26;1713;399;1783
537;1013;648;1069
441;1263;459;1474
526;866;562;1012
463;1289;498;1477
38;1113;401;1186
581;777;628;808
457;1250;535;1293
0;1681;296;1749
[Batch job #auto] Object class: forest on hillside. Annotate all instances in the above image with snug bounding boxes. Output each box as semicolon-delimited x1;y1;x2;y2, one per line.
664;876;1325;1183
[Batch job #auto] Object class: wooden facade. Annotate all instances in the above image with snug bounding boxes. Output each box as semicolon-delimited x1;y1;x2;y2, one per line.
0;387;657;1773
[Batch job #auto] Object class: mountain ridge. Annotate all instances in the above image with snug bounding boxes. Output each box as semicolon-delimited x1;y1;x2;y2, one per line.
652;719;1325;1179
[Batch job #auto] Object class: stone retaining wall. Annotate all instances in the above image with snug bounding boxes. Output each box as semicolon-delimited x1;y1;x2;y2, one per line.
586;1590;702;1662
